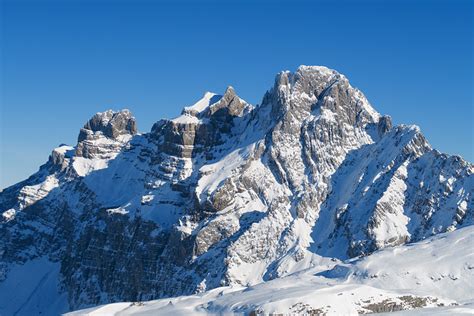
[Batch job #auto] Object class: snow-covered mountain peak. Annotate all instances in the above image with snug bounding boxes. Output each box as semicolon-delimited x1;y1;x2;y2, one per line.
297;64;336;73
1;66;472;315
78;108;137;141
182;91;222;116
178;86;251;122
207;85;251;118
262;65;381;130
273;65;341;91
75;109;137;159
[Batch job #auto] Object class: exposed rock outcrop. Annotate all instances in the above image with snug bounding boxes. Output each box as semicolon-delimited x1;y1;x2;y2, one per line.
76;109;137;158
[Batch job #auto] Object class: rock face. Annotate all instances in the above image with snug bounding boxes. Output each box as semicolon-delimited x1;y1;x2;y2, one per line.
152;87;252;159
0;66;472;315
76;109;137;159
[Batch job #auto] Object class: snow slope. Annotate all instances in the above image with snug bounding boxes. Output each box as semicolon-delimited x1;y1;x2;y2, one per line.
0;257;68;315
67;226;474;315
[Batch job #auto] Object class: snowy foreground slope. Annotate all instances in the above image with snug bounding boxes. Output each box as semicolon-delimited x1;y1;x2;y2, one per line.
68;227;474;315
0;66;473;315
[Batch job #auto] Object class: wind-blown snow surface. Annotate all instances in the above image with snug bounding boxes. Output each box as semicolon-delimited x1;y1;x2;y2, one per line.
1;66;473;315
68;227;474;315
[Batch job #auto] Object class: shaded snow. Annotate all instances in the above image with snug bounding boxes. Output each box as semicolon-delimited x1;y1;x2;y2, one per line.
0;257;68;316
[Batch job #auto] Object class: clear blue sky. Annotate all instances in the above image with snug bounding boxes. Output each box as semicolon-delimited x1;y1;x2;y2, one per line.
1;0;473;189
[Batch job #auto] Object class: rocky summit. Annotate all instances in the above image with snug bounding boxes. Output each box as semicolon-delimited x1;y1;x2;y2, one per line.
1;66;472;315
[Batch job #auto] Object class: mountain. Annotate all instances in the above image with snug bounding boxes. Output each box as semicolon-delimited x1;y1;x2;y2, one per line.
67;226;474;315
1;66;472;315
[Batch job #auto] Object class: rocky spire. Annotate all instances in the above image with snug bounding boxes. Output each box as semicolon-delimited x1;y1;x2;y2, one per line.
207;86;247;118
